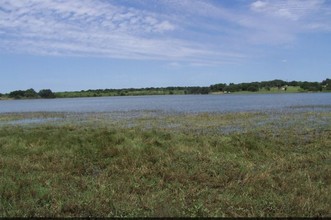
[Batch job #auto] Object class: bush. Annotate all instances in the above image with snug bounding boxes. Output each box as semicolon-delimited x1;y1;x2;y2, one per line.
25;88;38;98
247;86;259;92
39;89;56;98
9;90;26;99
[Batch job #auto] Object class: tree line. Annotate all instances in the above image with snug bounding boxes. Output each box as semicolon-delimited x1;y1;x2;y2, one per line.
1;79;330;99
75;78;331;95
209;78;331;93
80;86;211;95
2;89;56;99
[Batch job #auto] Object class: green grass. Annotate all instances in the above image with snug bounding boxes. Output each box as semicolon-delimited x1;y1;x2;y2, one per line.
261;86;303;93
210;86;304;95
0;111;330;217
228;86;302;94
55;89;186;98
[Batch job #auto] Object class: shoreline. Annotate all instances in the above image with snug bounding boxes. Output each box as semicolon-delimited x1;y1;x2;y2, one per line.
1;90;330;101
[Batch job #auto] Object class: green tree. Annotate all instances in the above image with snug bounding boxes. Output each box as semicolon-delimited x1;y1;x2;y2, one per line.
225;84;240;92
288;81;299;86
9;90;26;99
24;88;38;98
321;78;331;90
247;86;259;92
300;82;322;91
210;83;226;92
39;89;56;98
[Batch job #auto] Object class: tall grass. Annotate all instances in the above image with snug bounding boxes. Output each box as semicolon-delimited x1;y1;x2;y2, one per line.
0;111;330;217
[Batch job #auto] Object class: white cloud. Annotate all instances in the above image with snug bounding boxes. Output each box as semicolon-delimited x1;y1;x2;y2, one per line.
251;1;268;10
0;0;330;64
237;0;331;45
0;0;246;65
155;21;175;32
250;0;325;21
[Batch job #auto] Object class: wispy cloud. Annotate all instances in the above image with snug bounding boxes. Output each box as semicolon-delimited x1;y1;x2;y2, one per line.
250;0;324;21
247;0;331;37
0;0;244;65
0;0;330;65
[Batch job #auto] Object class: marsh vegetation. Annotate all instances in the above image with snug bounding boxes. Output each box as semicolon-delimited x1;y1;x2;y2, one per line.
0;109;330;217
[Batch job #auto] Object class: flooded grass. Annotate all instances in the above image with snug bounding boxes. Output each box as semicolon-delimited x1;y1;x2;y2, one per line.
0;110;330;217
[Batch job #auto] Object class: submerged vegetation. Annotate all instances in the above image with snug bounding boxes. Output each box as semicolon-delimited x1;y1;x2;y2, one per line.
1;78;330;99
0;110;330;217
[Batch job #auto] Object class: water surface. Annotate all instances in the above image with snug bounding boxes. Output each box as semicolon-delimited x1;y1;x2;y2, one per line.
0;93;330;113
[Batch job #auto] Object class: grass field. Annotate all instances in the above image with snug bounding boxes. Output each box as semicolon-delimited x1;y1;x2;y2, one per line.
0;110;330;217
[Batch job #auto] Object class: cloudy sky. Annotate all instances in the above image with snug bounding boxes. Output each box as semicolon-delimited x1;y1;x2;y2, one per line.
0;0;330;92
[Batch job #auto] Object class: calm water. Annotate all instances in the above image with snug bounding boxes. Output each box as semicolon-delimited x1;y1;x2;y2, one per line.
0;93;331;113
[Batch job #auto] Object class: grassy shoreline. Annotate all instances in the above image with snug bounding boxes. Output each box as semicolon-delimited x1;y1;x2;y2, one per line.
1;111;330;217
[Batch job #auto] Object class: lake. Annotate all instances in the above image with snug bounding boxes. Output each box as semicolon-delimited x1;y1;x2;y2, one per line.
0;93;331;114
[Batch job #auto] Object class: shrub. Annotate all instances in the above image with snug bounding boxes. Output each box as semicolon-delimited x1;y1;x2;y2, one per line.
39;89;56;98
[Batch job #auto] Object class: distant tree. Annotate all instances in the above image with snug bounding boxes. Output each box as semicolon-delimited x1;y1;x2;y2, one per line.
288;81;299;87
9;90;26;99
300;82;322;92
187;87;210;94
321;78;331;90
225;84;240;93
271;79;287;88
9;89;40;99
38;89;55;98
247;86;259;92
210;83;226;92
24;88;38;98
239;83;251;91
0;93;3;97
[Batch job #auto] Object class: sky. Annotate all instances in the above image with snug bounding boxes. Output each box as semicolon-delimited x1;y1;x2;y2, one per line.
0;0;331;93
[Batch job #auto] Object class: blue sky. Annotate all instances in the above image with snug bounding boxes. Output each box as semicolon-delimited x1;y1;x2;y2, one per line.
0;0;331;93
